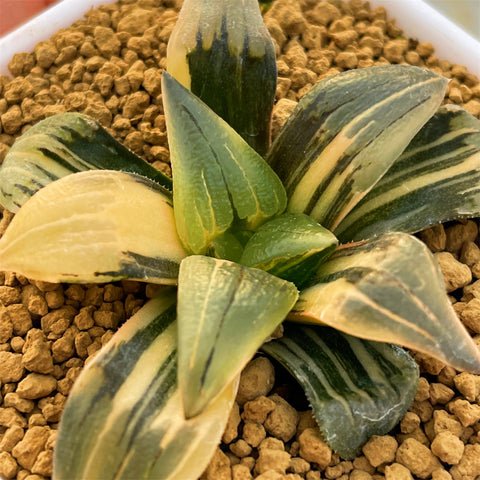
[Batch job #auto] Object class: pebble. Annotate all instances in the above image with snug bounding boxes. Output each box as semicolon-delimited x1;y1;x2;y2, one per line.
395;438;442;478
255;448;291;475
297;428;332;468
15;373;57;400
434;252;472;292
263;394;298;442
236;357;275;406
362;435;398;467
430;431;464;464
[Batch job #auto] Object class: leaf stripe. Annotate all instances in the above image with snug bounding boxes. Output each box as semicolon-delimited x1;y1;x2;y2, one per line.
262;323;418;458
85;304;177;417
293;232;480;372
267;66;447;230
0;113;172;213
336;106;480;240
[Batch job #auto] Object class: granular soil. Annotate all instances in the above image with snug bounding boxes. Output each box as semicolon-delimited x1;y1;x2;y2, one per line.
0;0;480;479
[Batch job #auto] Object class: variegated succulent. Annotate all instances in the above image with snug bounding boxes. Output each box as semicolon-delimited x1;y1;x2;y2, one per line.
0;1;480;479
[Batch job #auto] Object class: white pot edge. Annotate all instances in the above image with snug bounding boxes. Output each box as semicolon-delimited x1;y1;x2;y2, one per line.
0;0;479;78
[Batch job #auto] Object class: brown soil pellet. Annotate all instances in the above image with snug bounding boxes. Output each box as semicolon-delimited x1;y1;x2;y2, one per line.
1;0;480;479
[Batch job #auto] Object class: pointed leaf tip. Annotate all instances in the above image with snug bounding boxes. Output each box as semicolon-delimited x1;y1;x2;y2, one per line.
0;170;187;284
54;289;238;480
177;255;298;418
290;232;480;374
162;72;287;257
267;65;448;231
262;324;419;458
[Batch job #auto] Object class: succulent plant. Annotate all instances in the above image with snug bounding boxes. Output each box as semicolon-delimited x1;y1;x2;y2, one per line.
0;1;480;479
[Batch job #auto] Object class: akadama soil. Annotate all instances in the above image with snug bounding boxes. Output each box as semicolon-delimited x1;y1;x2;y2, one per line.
0;1;480;479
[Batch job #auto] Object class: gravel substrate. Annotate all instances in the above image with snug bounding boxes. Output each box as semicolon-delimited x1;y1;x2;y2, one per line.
0;1;480;479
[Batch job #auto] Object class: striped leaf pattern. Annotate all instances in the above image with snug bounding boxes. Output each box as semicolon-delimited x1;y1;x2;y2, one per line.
0;170;187;284
240;212;338;288
53;290;238;480
167;0;277;155
262;323;419;459
267;65;447;231
290;232;480;373
178;255;298;418
335;105;480;241
0;112;171;213
162;72;286;258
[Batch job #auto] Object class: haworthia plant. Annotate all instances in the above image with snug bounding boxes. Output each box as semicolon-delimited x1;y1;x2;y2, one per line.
267;65;448;231
289;232;480;372
178;255;298;418
0;112;172;213
167;0;277;155
335;105;480;241
0;0;480;475
262;324;419;459
53;290;238;480
0;170;186;284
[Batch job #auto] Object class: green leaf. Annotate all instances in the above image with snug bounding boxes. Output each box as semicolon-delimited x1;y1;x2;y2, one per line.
178;255;298;418
167;0;277;155
267;65;448;231
262;323;419;459
53;289;238;480
290;232;480;373
162;71;287;256
0;112;171;213
240;212;338;288
0;170;187;284
335;105;480;241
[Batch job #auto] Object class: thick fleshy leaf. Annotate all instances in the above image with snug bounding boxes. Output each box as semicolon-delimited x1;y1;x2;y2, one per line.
167;0;276;155
240;212;338;288
289;232;480;373
0;112;171;213
335;105;480;241
178;255;298;418
162;71;287;258
53;289;238;480
0;170;187;284
267;65;448;231
262;323;419;458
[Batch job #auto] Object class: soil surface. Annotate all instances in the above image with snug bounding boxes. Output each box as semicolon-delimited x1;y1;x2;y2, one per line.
0;1;480;479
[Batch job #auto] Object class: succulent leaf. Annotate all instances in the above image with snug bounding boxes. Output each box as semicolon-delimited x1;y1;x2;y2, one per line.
335;105;480;241
267;65;448;231
53;289;238;480
167;0;277;155
178;255;298;418
0;170;187;284
0;113;171;213
289;232;480;373
240;212;338;288
162;71;287;257
262;323;419;459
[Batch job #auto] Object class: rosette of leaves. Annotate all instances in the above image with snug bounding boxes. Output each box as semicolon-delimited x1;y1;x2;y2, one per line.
0;1;480;479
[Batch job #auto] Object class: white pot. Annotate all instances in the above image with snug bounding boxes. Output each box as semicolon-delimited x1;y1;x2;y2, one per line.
0;0;479;78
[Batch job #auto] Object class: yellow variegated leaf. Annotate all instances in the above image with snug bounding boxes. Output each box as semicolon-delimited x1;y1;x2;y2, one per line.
0;170;187;284
267;65;448;231
167;0;276;155
0;112;171;213
336;105;480;241
289;232;480;373
178;255;298;418
54;290;238;480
